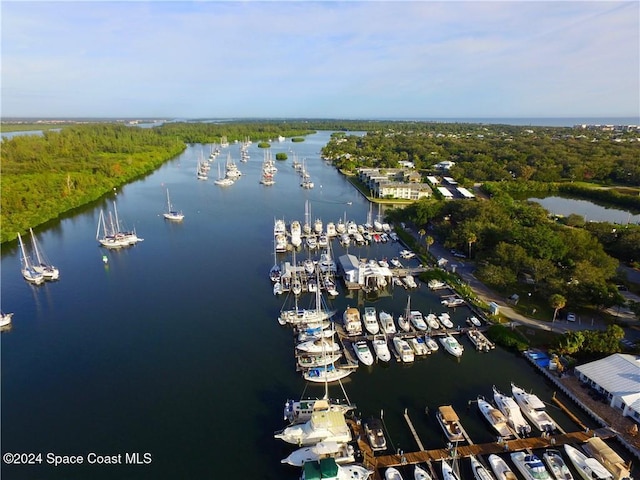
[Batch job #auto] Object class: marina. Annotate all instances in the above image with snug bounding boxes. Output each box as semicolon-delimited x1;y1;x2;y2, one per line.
1;131;636;480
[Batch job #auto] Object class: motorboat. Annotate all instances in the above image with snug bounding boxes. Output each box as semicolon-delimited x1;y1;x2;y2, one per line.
363;306;380;335
403;275;417;289
409;336;429;356
563;444;613;480
301;458;371;480
470;454;495;480
343;307;363;336
511;383;557;433
303;364;353;384
386;467;404;480
436;405;464;442
477;397;513;438
372;335;392;362
379;311;396;334
424;336;439;353
543;449;574;480
493;385;532;437
390;258;402;268
428;279;447;290
392;337;415;363
442;460;461;480
409;311;428;331
0;311;13;328
297;352;343;369
290;220;302;248
511;452;552;480
439;334;464;357
400;249;416;259
364;417;387;451
297;325;335;343
353;341;374;366
397;314;412;333
468;316;482;327
426;313;440;330
488;454;518;480
283;397;356;425
275;409;352;446
582;437;632;480
414;464;433;480
467;329;494;352
442;296;465;308
296;338;341;354
438;312;454;329
281;441;355;466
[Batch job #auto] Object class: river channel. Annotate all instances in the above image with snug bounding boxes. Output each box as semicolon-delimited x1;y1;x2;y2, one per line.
1;131;606;479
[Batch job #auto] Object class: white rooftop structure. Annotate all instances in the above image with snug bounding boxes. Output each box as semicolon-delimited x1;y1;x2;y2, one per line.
457;187;475;199
575;354;640;423
442;176;458;185
437;186;454;199
426;176;440;185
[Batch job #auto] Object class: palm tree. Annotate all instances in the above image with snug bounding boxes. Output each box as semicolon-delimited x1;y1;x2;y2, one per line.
549;294;566;323
425;235;434;253
467;233;477;259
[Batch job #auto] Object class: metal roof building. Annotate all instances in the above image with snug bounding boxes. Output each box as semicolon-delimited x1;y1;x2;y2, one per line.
575;354;640;424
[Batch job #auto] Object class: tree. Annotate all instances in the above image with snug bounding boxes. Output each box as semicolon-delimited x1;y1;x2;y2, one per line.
467;232;477;259
425;235;434;252
549;294;566;323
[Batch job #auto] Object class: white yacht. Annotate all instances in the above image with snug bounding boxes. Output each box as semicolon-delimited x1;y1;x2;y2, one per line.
296;338;341;354
493;385;532;436
1;311;13;328
297;352;343;369
477;397;513;438
438;312;454;329
290;220;302;248
543;449;574;480
283;397;356;426
563;444;613;480
488;454;518;480
386;467;404;480
364;417;387;452
363;306;380;335
409;311;428;331
343;307;363;336
392;337;415;363
379;311;396;334
424;336;439;353
372;334;391;362
511;383;557;433
414;464;433;480
301;458;371;480
436;405;465;442
439;334;464;357
470;454;495;480
274;409;352;446
409;336;429;356
426;313;441;330
303;364;353;384
353;341;374;366
279;307;335;326
280;441;355;467
510;452;552;480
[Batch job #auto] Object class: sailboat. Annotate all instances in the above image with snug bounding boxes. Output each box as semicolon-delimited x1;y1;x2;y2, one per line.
0;311;13;328
162;189;184;221
214;162;234;186
96;202;142;249
17;233;45;285
29;228;59;280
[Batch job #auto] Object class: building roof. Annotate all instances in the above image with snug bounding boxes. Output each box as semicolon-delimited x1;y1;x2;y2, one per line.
575;354;640;402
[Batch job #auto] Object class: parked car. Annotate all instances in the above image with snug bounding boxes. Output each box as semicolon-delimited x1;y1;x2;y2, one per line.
566;312;576;322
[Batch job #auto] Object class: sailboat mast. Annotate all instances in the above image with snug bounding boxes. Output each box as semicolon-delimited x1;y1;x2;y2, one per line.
30;228;43;265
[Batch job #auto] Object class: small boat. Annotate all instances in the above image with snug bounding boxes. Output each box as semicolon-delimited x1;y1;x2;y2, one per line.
467;316;482;327
372;334;391;362
488;454;518;480
428;279;447;290
397;314;411;333
467;329;494;352
296;338;341;354
390;258;402;268
363;306;380;335
386;467;404;480
493;385;531;436
439;334;464;357
353;341;374;366
442;460;461;480
343;307;363;336
511;383;557;433
442;296;465;308
510;452;552;480
301;458;371;480
297;352;343;369
436;405;465;442
470;454;495;480
364;417;387;451
414;464;433;480
403;275;417;289
0;311;13;328
409;336;429;356
30;228;60;280
477;397;512;438
392;337;415;363
18;233;45;285
424;336;439;353
273;281;283;296
297;325;335;343
283;397;356;426
303;364;353;384
379;311;396;334
563;444;614;480
543;449;574;480
162;188;184;221
438;313;454;329
426;313;440;330
410;311;428;331
280;441;355;466
582;437;632;480
400;249;416;259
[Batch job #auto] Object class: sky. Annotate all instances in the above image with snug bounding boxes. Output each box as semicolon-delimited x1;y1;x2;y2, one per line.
2;1;639;120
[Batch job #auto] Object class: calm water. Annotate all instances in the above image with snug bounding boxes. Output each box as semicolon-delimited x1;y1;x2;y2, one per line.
1;132;607;479
530;196;640;224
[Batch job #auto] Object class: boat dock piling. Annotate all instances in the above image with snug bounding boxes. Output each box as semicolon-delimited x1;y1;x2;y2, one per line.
403;408;425;451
